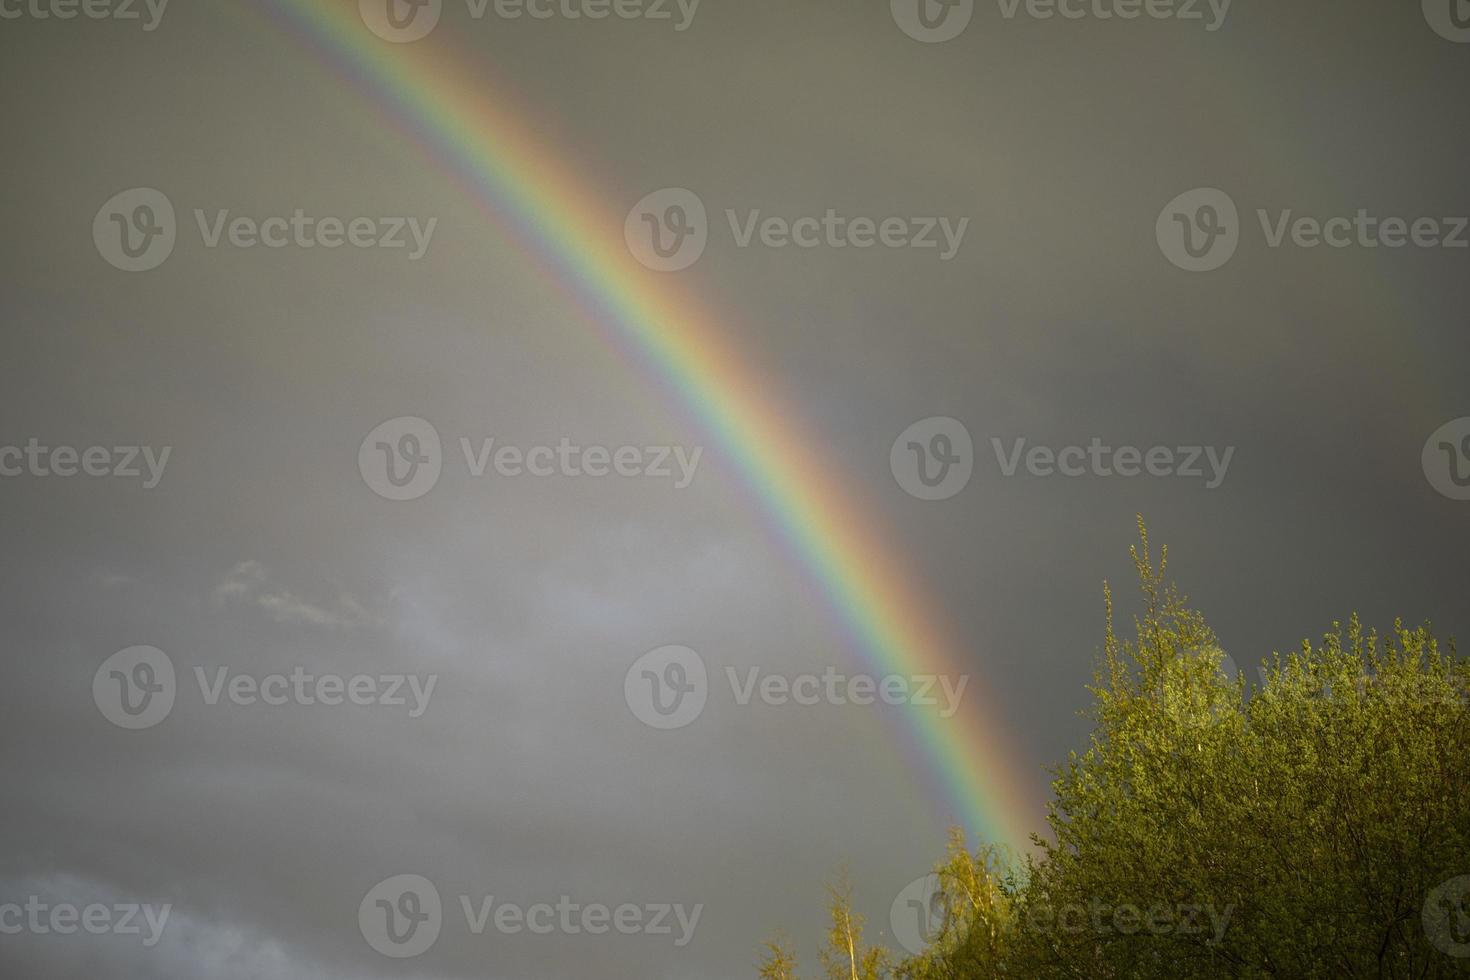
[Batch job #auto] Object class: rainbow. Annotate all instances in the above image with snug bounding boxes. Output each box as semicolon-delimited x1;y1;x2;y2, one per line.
251;0;1039;850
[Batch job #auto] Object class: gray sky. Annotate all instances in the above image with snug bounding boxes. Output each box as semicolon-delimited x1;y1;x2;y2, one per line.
2;0;1468;976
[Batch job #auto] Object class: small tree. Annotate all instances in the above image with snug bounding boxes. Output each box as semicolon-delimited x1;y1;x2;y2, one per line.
758;932;800;980
896;830;1019;980
820;871;890;980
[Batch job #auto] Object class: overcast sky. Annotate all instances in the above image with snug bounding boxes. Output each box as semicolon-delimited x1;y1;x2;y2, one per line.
2;0;1468;977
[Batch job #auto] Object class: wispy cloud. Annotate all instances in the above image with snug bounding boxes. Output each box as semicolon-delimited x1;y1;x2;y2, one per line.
92;570;137;590
212;561;378;630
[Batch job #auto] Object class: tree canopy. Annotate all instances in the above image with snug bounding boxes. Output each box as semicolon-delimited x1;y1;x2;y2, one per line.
762;521;1470;978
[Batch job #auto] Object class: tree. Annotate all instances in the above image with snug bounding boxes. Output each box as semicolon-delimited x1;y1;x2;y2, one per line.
894;830;1019;980
758;933;800;980
819;870;890;980
1017;520;1470;978
761;520;1470;978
